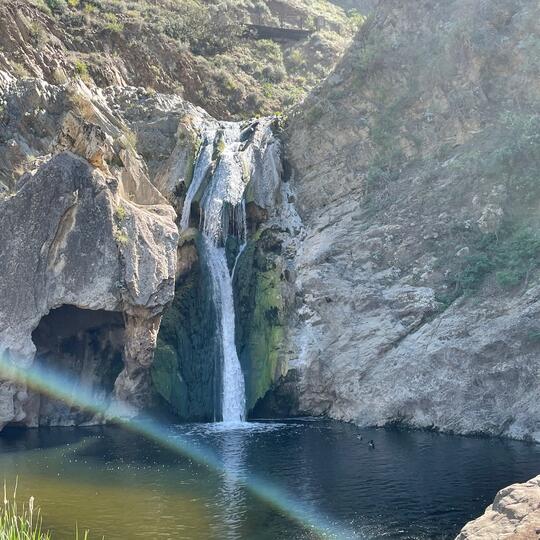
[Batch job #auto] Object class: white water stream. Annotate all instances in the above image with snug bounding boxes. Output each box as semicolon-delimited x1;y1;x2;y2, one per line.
203;238;246;422
180;119;281;422
180;123;248;422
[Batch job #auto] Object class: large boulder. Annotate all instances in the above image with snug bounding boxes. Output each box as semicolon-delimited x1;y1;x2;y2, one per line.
0;151;177;428
456;475;540;539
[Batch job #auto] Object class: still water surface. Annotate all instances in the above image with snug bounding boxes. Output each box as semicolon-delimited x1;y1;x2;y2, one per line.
1;419;539;539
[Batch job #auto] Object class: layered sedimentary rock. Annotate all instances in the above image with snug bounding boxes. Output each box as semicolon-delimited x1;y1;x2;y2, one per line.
456;475;540;539
0;76;178;428
281;0;540;440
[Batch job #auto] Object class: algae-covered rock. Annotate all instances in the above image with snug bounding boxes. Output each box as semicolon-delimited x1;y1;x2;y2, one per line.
151;233;221;421
233;227;287;413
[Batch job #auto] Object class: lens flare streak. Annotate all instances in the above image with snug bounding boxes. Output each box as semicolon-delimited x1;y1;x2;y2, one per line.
0;356;361;539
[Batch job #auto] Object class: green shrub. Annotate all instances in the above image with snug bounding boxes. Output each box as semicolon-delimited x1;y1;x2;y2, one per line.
83;3;96;14
28;22;46;45
451;113;540;195
74;60;89;80
11;63;31;79
347;9;366;31
449;227;540;296
45;0;66;14
304;102;324;126
287;49;305;69
104;13;124;32
114;205;127;222
114;229;129;246
453;251;494;293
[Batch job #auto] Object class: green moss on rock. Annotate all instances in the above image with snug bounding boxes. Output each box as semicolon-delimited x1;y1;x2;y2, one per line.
233;228;286;412
151;233;221;421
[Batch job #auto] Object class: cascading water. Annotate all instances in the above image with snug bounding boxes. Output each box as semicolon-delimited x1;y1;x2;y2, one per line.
180;120;280;423
179;127;217;232
203;239;246;422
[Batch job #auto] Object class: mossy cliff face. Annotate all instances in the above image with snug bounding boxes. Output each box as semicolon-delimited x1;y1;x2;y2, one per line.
151;232;221;421
152;224;290;420
233;226;288;414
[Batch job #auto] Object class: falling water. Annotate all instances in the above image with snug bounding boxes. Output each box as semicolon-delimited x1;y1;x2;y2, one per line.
179;127;217;231
203;238;246;422
180;119;281;423
180;123;246;422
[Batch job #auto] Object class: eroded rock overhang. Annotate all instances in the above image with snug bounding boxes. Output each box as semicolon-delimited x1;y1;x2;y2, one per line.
0;77;179;428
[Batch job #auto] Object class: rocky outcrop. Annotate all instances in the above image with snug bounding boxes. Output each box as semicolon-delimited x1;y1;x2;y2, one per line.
3;0;539;440
282;0;540;439
456;476;540;539
0;151;177;427
233;226;289;412
0;73;181;428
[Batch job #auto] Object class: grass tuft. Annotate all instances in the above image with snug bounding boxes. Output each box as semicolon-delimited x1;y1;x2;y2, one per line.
0;479;51;540
0;480;93;540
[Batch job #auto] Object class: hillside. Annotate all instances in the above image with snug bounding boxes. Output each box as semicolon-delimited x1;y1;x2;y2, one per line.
0;0;356;119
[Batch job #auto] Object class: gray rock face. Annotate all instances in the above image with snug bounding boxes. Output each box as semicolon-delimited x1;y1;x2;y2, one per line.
456;475;540;539
283;0;540;440
0;151;177;428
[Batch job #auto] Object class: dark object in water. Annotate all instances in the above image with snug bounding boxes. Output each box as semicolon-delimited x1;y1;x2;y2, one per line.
369;440;375;449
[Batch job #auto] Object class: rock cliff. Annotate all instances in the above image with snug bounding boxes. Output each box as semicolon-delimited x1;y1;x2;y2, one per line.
0;75;178;427
281;0;540;440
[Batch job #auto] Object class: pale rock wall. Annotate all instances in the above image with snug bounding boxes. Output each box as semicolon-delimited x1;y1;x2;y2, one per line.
284;0;540;440
0;75;180;428
456;475;540;539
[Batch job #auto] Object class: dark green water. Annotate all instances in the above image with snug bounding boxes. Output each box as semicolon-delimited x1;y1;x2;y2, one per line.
1;419;539;539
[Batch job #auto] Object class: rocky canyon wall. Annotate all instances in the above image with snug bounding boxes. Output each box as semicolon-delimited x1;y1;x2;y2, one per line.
282;0;540;440
0;76;181;427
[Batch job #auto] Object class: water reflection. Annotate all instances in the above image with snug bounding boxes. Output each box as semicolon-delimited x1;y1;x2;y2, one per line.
1;421;539;540
218;426;247;539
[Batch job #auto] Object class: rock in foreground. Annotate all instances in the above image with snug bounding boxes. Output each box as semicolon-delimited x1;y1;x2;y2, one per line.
456;476;540;539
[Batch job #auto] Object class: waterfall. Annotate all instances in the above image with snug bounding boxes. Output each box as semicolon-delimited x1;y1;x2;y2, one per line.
203;238;246;422
180;118;281;423
180;123;245;423
179;127;217;231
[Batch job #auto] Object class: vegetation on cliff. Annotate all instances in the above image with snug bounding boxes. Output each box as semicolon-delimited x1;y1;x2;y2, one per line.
292;0;540;307
1;0;359;118
233;228;287;412
151;233;221;421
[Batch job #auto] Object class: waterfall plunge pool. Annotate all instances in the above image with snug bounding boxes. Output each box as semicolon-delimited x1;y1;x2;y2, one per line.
1;419;539;539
